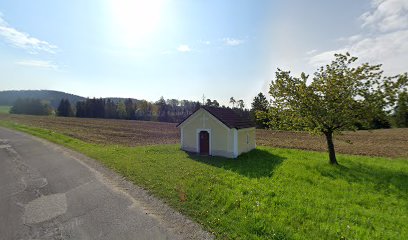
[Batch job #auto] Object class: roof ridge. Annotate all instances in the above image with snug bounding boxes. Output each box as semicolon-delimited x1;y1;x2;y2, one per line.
177;106;254;129
201;106;254;129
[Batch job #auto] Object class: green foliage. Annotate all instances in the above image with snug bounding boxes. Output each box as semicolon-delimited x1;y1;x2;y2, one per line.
56;99;73;117
237;99;245;109
0;90;84;108
75;96;201;122
395;90;408;127
269;53;386;133
205;99;220;107
229;97;236;108
251;93;269;112
251;93;269;128
1;121;407;240
117;100;127;119
229;97;245;109
266;53;402;164
10;98;52;116
75;98;106;118
156;96;169;121
356;110;392;130
0;106;11;114
105;99;118;119
124;98;136;119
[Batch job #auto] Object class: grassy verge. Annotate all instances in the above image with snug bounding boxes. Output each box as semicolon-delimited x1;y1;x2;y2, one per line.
0;106;11;114
1;121;407;239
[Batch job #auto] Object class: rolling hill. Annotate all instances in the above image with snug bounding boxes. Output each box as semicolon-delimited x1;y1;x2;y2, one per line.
0;90;85;108
0;90;145;109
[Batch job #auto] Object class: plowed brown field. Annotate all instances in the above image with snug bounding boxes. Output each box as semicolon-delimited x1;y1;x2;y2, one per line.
0;114;179;146
1;114;407;158
257;129;408;158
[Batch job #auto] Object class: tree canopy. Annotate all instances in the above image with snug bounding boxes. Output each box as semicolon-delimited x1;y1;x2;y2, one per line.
57;99;73;117
251;92;269;128
229;97;236;108
10;98;52;116
395;90;408;127
265;53;405;165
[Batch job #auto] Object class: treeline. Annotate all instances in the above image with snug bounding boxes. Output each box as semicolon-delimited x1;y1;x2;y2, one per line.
10;98;52;115
9;90;407;129
71;97;201;122
251;90;408;130
0;90;84;108
70;97;251;122
8;96;251;123
395;90;408;127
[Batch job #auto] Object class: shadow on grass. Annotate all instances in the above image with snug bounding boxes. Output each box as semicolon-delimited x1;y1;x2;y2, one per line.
187;149;286;178
317;161;408;197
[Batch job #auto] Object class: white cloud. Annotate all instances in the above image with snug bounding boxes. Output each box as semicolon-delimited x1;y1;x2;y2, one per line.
177;44;191;52
16;60;58;70
309;49;348;67
337;34;363;43
309;0;408;75
0;14;58;54
360;0;408;32
306;49;317;55
223;38;245;46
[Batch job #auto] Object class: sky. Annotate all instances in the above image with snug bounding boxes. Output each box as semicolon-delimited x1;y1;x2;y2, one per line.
0;0;407;107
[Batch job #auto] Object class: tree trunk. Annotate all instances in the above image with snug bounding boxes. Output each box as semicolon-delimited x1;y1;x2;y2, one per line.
324;131;338;165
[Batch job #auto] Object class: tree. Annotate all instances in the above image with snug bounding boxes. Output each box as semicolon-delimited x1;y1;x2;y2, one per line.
251;93;269;112
76;101;86;117
124;98;135;119
205;99;220;107
265;53;398;165
95;98;105;118
57;99;73;117
229;97;236;108
136;100;152;120
167;99;180;121
395;90;408;127
251;92;269;128
69;96;205;122
369;111;392;129
237;99;245;109
10;98;51;116
105;99;118;119
117;101;127;119
156;96;169;122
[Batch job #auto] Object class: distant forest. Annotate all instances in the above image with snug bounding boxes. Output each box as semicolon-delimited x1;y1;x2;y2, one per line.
2;90;407;129
73;97;204;122
2;90;251;123
0;90;85;108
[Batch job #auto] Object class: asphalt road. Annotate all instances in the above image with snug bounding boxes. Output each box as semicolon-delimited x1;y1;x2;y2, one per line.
0;127;213;240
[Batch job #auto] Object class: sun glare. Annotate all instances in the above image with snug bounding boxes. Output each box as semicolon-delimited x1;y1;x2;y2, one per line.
109;0;166;48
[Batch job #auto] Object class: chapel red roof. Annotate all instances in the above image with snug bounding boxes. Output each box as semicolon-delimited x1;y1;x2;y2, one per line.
177;106;255;129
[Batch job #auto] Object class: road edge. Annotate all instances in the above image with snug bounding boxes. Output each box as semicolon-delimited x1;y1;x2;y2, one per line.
0;126;214;240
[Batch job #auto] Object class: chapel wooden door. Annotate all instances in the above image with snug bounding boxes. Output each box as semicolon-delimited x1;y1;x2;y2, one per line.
199;131;209;155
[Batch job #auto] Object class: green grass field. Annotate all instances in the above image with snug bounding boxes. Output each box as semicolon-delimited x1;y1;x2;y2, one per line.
0;106;11;114
1;121;407;239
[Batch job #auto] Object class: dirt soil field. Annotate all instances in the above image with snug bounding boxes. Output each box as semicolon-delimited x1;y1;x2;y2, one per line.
1;114;407;158
0;114;179;146
257;129;408;158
